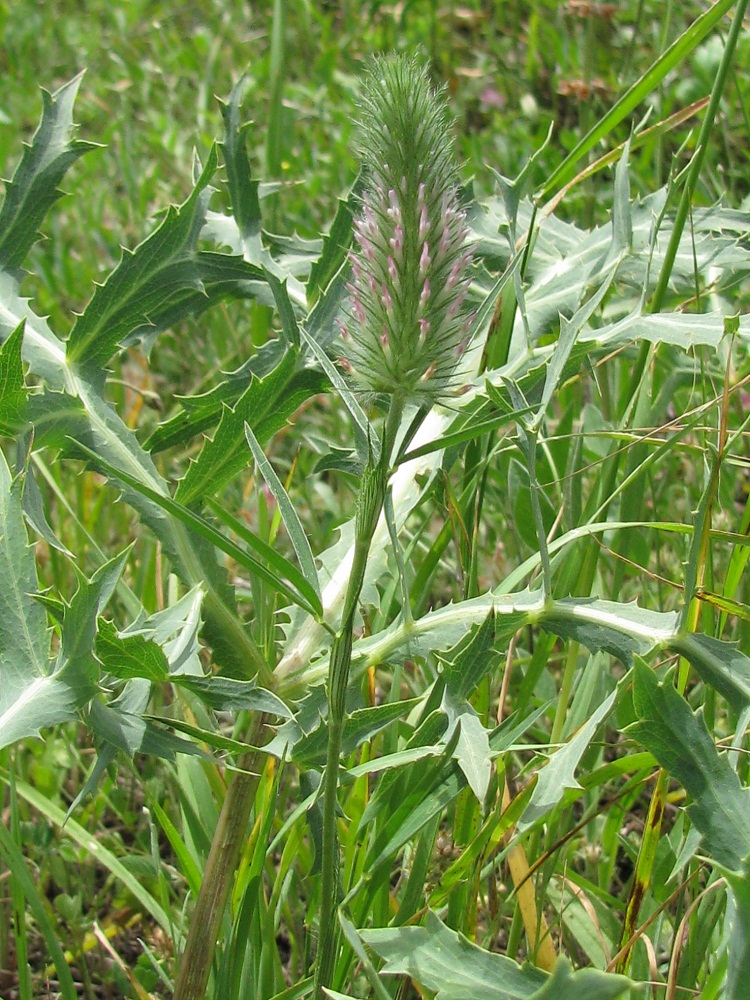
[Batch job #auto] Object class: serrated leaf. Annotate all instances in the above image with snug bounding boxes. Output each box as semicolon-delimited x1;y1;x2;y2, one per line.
175;348;297;507
673;632;750;716
0;271;68;390
75;440;322;620
59;550;130;672
171;675;292;717
306;171;361;305
245;420;320;603
518;689;617;831
96;620;170;682
264;269;301;347
436;610;497;701
543;597;678;664
144;249;340;456
146;346;326;454
0;449;71;750
87;697;204;760
219;75;262;260
361;911;632;1000
0;320;28;433
628;658;750;873
0;74;96;275
587;310;750;351
66;146;266;369
20;448;73;555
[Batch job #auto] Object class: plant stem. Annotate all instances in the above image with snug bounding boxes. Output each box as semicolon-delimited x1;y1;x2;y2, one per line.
172;712;269;1000
313;401;402;999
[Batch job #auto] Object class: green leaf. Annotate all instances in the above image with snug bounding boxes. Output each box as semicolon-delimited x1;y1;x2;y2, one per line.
306;172;361;305
20;451;73;555
0;74;96;275
0;320;28;433
59;550;130;673
0;450;96;750
588;307;750;351
299;324;376;462
542;597;677;665
444;698;492;803
149;715;251;755
436;611;497;702
146;350;326;455
0;271;69;391
245;420;321;603
361;911;632;999
628;658;750;873
673;632;750;716
96;620;170;682
75;440;322;620
219;75;262;259
518;689;618;831
87;697;204;761
66;146;266;369
172;675;292;717
264;269;301;347
121;586;204;674
175;348;298;507
279;699;420;768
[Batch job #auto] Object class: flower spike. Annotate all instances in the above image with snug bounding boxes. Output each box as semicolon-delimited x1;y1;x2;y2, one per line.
340;53;474;404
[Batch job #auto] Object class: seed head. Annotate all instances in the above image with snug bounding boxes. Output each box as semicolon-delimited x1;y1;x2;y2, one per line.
339;54;474;404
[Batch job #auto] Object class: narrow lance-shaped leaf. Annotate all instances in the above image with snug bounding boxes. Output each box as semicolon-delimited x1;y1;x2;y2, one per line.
219;74;263;260
518;688;618;831
300;324;375;463
306;170;362;305
245;419;321;604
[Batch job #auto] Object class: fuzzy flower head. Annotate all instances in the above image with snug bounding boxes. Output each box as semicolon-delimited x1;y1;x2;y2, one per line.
339;54;474;404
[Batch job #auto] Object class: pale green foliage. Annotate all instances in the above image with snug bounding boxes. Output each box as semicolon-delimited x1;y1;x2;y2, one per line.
2;20;750;997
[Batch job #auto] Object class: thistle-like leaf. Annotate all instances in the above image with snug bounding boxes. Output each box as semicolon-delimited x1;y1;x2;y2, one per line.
65;146;266;371
0;453;112;750
628;658;750;874
175;348;298;507
361;910;633;1000
0;73;96;276
219;75;263;260
0;320;27;434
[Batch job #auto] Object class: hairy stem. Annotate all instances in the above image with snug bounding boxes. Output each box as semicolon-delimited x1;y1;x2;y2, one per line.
313;402;401;999
172;712;269;1000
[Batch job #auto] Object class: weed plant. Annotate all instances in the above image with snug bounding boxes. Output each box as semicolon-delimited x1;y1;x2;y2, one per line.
2;2;750;999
